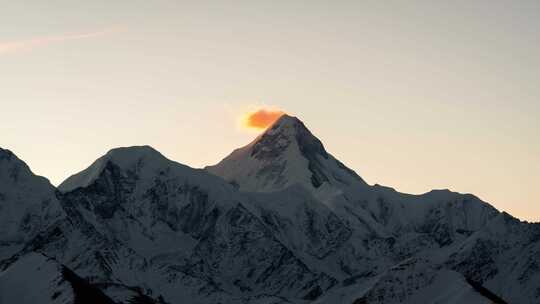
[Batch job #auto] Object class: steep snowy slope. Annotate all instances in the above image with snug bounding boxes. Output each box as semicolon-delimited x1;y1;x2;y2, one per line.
446;212;540;303
314;258;494;304
0;252;128;304
0;253;74;304
0;148;64;260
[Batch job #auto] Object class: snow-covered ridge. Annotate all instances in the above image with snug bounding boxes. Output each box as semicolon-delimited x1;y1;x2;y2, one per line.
59;145;232;195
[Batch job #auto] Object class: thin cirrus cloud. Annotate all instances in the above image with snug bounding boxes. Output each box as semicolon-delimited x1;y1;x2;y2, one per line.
0;27;125;55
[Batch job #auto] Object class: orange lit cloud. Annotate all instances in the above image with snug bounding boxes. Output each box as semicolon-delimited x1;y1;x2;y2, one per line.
0;27;125;55
243;109;285;130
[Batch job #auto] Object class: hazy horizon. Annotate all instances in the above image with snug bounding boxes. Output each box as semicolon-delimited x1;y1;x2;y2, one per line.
2;1;539;221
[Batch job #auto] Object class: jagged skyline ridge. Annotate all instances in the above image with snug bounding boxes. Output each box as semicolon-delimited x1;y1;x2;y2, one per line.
2;114;534;225
1;115;539;303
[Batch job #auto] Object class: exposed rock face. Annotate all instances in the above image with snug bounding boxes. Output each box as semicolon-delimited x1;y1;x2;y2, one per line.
1;116;539;303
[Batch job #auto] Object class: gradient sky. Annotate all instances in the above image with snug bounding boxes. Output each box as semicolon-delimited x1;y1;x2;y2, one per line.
1;1;539;221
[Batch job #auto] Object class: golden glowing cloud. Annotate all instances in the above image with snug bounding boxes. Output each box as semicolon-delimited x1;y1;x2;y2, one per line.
242;109;285;130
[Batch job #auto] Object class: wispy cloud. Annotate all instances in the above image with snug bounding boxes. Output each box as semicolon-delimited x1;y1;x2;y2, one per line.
0;27;125;55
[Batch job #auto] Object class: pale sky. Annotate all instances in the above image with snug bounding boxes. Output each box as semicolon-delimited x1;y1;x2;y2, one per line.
1;1;539;221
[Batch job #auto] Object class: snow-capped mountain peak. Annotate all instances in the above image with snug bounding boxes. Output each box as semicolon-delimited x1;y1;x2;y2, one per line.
251;114;329;163
206;114;368;194
59;145;174;192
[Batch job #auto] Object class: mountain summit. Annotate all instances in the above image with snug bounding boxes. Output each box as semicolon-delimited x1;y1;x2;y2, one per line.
207;114;368;194
58;145;172;192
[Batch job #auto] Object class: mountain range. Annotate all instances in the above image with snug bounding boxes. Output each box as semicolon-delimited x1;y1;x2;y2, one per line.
1;114;538;304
